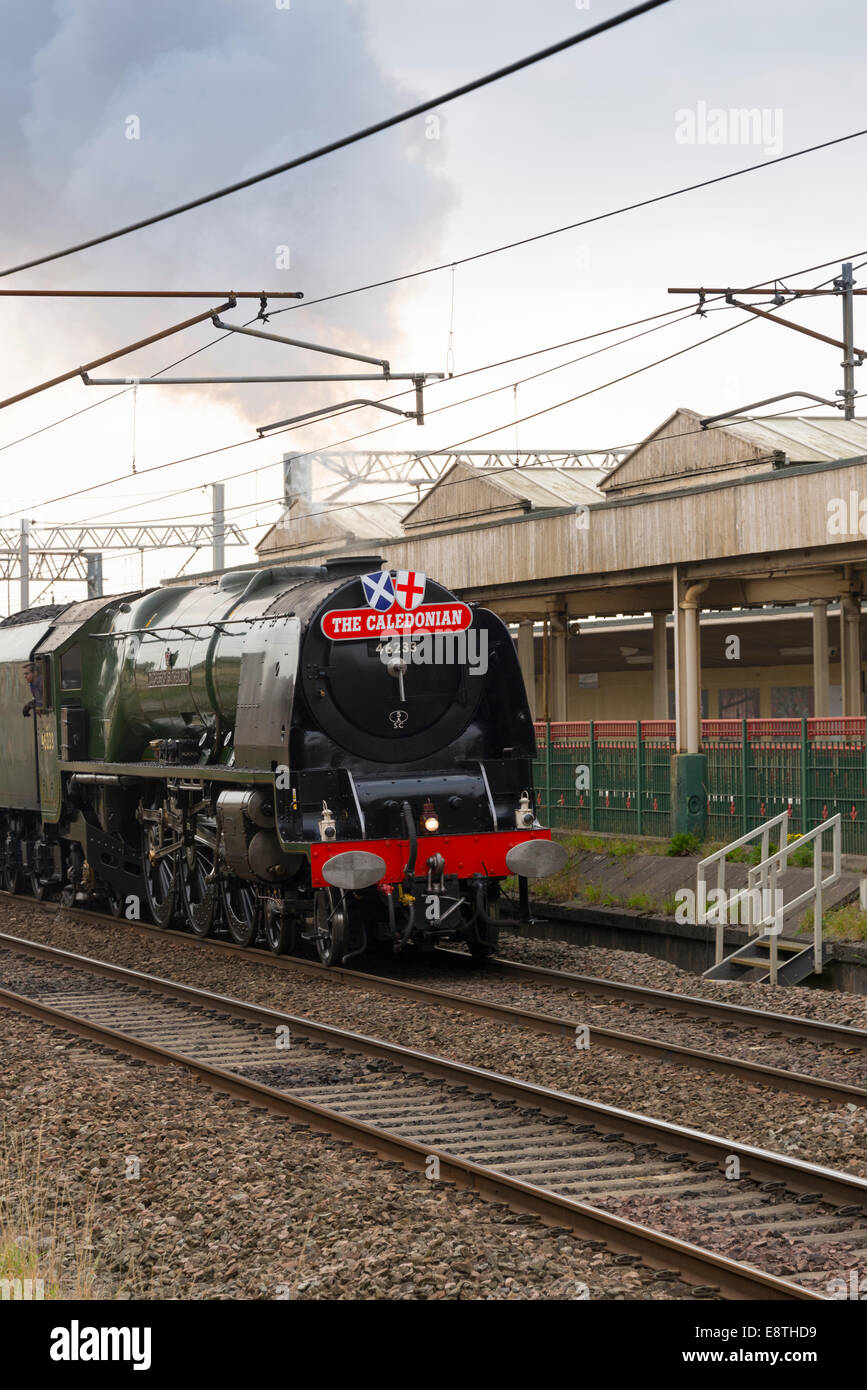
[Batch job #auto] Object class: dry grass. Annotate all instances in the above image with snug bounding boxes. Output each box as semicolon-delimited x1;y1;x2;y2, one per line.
0;1124;99;1299
800;902;867;942
516;870;669;915
527;831;727;911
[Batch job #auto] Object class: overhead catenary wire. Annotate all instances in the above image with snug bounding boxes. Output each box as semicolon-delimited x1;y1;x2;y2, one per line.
0;300;689;465
0;301;700;522
262;134;867;322
2;171;863;469
131;257;867;516
234;311;763;518
84;268;840;528
3;243;863;525
75;305;714;524
80;267;858;533
80;308;760;532
27;377;865;553
78;394;857;541
0;0;672;280
1;290;834;533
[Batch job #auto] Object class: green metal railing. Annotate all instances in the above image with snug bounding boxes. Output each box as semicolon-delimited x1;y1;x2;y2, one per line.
532;717;867;853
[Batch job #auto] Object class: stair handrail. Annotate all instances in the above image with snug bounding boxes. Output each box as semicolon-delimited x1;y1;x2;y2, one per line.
745;813;841;981
697;810;791;971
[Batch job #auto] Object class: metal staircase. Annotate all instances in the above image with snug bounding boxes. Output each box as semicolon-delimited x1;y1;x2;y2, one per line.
698;809;841;986
704;932;828;985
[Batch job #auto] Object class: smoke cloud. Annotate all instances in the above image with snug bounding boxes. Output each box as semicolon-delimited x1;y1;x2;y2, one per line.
0;0;456;422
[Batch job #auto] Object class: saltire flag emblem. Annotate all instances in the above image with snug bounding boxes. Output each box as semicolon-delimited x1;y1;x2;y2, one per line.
361;571;395;612
394;570;427;610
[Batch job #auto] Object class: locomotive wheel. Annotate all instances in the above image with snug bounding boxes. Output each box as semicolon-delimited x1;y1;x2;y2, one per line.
468;894;500;961
180;840;218;938
313;887;346;967
264;896;296;955
222;876;262;947
3;866;22;894
141;822;178;928
105;884;124;919
30;871;51;902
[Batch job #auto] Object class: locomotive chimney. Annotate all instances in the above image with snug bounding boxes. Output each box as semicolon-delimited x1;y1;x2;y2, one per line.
323;555;385;577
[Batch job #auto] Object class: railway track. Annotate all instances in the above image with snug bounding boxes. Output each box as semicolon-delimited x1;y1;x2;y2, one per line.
3;893;867;1109
461;948;867;1049
2;929;867;1300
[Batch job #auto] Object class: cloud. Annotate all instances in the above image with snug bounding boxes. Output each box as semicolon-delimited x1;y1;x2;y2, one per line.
0;0;457;420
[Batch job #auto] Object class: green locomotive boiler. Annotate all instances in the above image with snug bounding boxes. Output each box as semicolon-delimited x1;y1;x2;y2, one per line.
0;557;562;964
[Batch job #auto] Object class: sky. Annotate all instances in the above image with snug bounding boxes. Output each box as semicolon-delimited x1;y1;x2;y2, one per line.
1;0;866;609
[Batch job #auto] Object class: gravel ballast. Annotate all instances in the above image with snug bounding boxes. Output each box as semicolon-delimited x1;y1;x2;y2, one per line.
495;927;867;1028
1;901;866;1184
0;1008;698;1301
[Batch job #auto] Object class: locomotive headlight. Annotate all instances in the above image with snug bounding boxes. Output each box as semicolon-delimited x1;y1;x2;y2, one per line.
515;790;536;830
421;800;439;833
318;801;337;842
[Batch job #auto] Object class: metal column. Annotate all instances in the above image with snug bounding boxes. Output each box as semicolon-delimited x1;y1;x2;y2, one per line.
652;611;668;719
211;484;225;573
517;620;537;720
675;578;707;754
548;608;569;721
811;598;830;717
840;261;857;420
840;594;863;715
19;519;29;611
85;553;103;598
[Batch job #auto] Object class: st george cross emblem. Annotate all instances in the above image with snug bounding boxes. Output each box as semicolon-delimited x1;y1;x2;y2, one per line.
394;570;426;610
361;571;395;612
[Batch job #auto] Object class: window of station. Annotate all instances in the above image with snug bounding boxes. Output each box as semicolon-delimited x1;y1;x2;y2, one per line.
718;687;760;719
771;686;814;718
60;644;82;690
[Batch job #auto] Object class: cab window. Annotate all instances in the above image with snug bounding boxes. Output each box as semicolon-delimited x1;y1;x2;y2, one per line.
37;657;52;710
60;644;82;690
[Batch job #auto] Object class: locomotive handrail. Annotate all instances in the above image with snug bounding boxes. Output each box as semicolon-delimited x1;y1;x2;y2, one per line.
402;801;418;880
89;617;273;638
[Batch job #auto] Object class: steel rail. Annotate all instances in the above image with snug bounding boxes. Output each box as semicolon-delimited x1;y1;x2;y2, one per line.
0;930;865;1208
0;938;834;1301
454;948;867;1050
2;898;866;1107
11;891;860;1052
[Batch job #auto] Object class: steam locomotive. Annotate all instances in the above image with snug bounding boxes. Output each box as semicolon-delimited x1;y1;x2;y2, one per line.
0;556;564;965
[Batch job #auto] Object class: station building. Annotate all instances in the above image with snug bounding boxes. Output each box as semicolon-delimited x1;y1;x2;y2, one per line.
256;410;867;847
